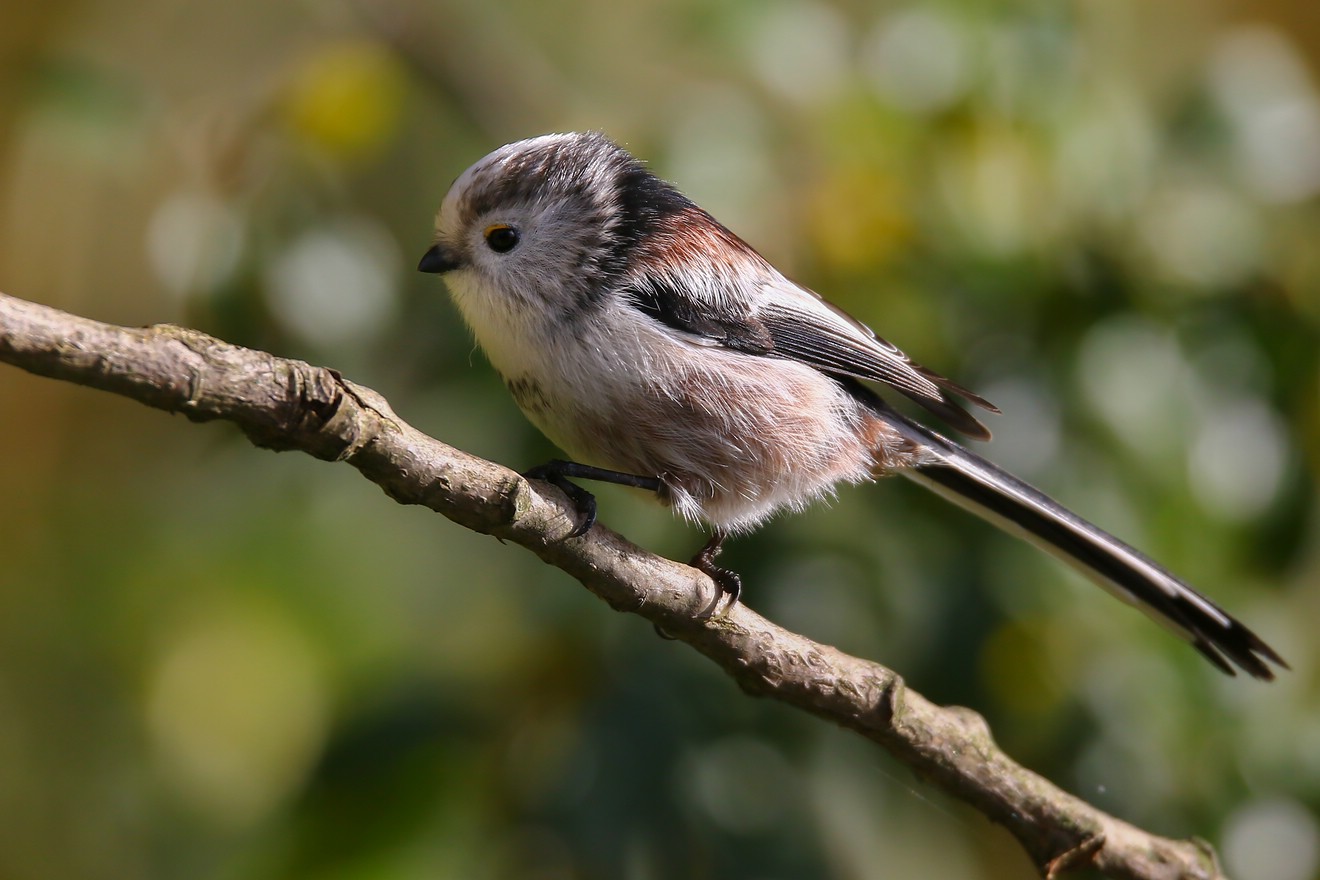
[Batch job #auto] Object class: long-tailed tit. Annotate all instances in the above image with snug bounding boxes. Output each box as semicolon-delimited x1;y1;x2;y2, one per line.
419;131;1284;680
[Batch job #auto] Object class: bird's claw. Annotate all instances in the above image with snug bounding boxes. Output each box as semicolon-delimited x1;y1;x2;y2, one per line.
523;464;597;538
689;532;741;618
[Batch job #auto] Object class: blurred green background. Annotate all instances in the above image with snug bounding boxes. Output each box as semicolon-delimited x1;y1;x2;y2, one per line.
2;1;1319;878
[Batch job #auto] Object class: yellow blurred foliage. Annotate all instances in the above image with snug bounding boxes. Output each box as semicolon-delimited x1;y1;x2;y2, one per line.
806;164;912;270
282;40;407;161
146;594;329;828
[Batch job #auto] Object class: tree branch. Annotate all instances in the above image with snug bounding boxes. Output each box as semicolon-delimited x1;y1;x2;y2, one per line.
0;290;1225;880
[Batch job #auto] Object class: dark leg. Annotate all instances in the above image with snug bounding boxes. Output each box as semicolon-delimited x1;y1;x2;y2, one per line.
690;529;742;618
522;459;662;538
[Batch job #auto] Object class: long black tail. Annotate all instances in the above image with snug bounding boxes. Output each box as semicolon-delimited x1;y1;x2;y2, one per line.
891;416;1286;680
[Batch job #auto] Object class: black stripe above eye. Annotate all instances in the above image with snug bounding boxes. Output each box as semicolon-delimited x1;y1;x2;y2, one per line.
610;163;694;252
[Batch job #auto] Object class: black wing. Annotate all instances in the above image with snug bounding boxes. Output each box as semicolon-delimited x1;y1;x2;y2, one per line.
624;277;999;439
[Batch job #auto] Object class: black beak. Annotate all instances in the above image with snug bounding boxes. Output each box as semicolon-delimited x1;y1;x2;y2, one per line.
418;244;460;274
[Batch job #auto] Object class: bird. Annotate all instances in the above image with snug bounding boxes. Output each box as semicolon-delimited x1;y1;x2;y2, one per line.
418;131;1285;680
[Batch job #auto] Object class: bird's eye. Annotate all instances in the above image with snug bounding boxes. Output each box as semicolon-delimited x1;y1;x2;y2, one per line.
484;224;520;254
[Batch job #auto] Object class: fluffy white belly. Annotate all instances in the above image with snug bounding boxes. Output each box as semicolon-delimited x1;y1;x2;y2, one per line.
498;324;914;532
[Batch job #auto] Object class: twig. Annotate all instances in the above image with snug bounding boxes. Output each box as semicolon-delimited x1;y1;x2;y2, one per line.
0;290;1226;880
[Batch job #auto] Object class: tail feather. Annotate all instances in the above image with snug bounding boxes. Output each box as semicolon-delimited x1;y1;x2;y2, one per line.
892;417;1286;680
